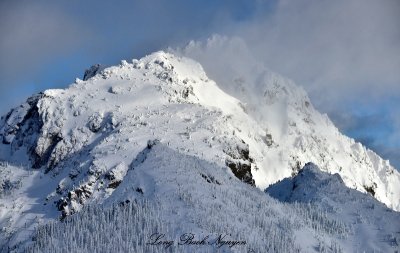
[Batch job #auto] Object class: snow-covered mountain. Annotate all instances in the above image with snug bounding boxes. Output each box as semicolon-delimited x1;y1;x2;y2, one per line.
0;51;399;252
178;36;400;210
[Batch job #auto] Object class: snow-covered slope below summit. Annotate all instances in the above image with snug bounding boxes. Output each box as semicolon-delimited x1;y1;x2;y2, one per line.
25;145;400;252
178;36;400;211
0;50;399;250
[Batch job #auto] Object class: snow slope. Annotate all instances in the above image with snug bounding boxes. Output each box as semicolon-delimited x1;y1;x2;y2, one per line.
267;162;400;253
25;146;400;252
0;50;399;251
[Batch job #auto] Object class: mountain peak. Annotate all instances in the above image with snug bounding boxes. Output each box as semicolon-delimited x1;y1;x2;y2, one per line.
266;162;345;203
1;50;400;252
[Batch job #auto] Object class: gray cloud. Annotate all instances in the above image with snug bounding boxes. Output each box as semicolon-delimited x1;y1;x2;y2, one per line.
235;0;400;111
0;0;92;113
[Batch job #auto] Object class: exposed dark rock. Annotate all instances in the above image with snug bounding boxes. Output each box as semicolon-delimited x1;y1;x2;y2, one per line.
135;187;144;194
83;64;103;81
3;94;43;148
364;183;377;197
182;86;194;99
147;139;160;149
222;138;252;161
57;183;94;218
221;138;255;186
68;185;92;203
119;199;134;207
201;173;212;183
0;179;21;196
237;140;250;161
39;135;63;171
225;159;255;186
87;113;104;133
105;171;116;181
291;160;302;177
0;93;71;173
200;173;222;185
265;133;273;147
108;180;122;189
56;198;68;219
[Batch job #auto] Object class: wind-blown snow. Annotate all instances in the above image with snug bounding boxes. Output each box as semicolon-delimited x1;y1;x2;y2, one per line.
177;37;400;209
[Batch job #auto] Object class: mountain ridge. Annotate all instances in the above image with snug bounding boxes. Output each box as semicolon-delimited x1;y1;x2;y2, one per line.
0;50;399;252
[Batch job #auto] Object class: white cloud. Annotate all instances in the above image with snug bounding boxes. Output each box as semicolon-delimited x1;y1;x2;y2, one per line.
175;0;400;168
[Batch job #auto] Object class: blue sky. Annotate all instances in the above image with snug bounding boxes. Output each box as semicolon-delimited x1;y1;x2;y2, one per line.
0;0;399;168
